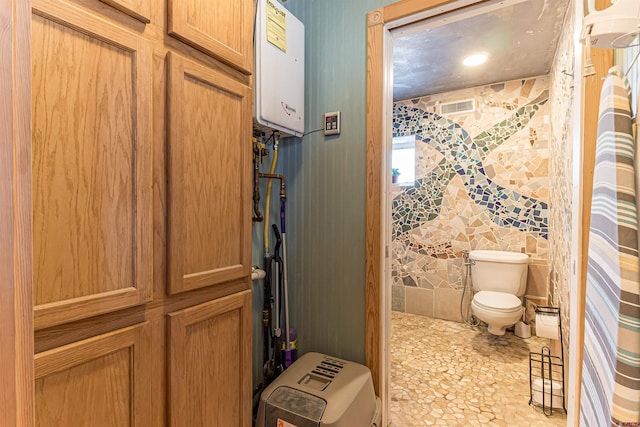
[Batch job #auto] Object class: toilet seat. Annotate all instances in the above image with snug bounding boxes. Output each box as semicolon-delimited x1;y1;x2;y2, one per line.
473;291;522;313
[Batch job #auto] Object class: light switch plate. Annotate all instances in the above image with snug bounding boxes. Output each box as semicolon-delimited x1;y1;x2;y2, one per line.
324;111;341;135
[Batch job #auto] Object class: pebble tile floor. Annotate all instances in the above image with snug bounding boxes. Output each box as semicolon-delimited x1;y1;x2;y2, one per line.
390;311;567;426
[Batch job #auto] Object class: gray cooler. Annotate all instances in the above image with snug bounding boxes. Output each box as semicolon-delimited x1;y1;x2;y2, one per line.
256;352;381;427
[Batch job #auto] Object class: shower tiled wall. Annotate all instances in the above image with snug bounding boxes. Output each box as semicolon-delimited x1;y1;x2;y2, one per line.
391;77;551;321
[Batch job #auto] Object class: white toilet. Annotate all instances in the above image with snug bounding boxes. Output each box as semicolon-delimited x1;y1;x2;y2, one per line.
469;250;529;336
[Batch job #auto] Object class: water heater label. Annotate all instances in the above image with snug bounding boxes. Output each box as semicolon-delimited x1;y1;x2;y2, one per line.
266;0;287;52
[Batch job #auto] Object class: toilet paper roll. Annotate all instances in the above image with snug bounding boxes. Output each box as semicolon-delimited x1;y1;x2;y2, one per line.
535;313;559;340
532;378;564;409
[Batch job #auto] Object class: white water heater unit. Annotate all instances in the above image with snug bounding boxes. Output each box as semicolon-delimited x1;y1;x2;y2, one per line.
255;0;305;137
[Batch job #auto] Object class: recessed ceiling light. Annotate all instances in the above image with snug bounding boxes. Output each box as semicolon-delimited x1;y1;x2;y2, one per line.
463;53;488;67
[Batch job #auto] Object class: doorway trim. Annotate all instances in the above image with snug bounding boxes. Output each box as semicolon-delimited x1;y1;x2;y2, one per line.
365;1;592;425
364;1;491;423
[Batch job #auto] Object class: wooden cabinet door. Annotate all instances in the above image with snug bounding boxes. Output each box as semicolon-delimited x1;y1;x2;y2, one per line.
31;0;153;330
167;52;251;295
168;0;253;74
31;0;254;425
35;323;151;427
98;0;151;23
168;290;252;427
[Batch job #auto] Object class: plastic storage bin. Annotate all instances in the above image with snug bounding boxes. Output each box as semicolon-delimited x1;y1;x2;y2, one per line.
256;352;381;427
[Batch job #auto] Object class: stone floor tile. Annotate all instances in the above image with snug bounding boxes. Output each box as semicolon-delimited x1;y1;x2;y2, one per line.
390;311;566;427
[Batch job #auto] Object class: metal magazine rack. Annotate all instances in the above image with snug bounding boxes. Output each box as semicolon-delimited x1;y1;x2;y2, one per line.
528;306;566;416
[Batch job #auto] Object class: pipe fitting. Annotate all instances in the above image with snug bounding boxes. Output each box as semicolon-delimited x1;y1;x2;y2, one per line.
251;267;266;281
462;250;475;266
258;172;286;199
279;181;286;198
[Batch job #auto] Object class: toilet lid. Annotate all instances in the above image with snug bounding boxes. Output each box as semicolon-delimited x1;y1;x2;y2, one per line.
474;291;522;312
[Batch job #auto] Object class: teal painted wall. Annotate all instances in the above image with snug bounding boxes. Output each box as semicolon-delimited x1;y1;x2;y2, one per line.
251;0;396;390
279;0;395;359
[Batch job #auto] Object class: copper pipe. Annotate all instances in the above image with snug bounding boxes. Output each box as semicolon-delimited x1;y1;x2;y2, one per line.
253;164;263;222
252;144;264;222
259;173;286;198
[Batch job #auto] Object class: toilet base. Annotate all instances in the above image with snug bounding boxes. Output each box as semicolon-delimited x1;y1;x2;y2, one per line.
487;324;507;335
471;299;523;337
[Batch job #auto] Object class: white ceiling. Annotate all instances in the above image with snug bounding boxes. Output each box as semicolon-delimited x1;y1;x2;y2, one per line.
392;0;571;101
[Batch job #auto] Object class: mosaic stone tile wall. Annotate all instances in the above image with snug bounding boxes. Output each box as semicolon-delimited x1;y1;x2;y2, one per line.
548;1;574;367
391;77;551;321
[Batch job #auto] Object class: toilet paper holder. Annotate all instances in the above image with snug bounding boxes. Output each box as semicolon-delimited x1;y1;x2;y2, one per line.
528;306;566;416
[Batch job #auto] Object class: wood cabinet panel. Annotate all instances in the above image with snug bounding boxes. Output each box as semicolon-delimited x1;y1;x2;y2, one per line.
35;322;151;427
1;0;34;424
168;290;251;427
99;0;151;24
167;52;251;294
31;0;152;329
168;0;253;74
28;0;254;425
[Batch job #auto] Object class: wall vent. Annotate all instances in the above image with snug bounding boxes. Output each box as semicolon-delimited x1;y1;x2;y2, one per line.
440;99;475;116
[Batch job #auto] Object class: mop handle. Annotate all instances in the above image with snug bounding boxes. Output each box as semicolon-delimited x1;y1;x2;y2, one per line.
280;198;286;233
272;225;282;338
282;233;290;349
280;198;291;350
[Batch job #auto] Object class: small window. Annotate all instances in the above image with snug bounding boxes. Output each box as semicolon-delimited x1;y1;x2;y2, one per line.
392;135;416;185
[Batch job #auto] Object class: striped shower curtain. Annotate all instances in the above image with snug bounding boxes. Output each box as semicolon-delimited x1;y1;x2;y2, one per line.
581;70;640;426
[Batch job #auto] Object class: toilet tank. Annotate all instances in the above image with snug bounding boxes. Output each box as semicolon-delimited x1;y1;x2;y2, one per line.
469;250;529;296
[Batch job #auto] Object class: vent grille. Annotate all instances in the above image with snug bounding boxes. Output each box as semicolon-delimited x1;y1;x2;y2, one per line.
440;99;475;116
311;357;345;379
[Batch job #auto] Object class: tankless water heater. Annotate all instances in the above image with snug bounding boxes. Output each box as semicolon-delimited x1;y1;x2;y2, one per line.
254;0;305;137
